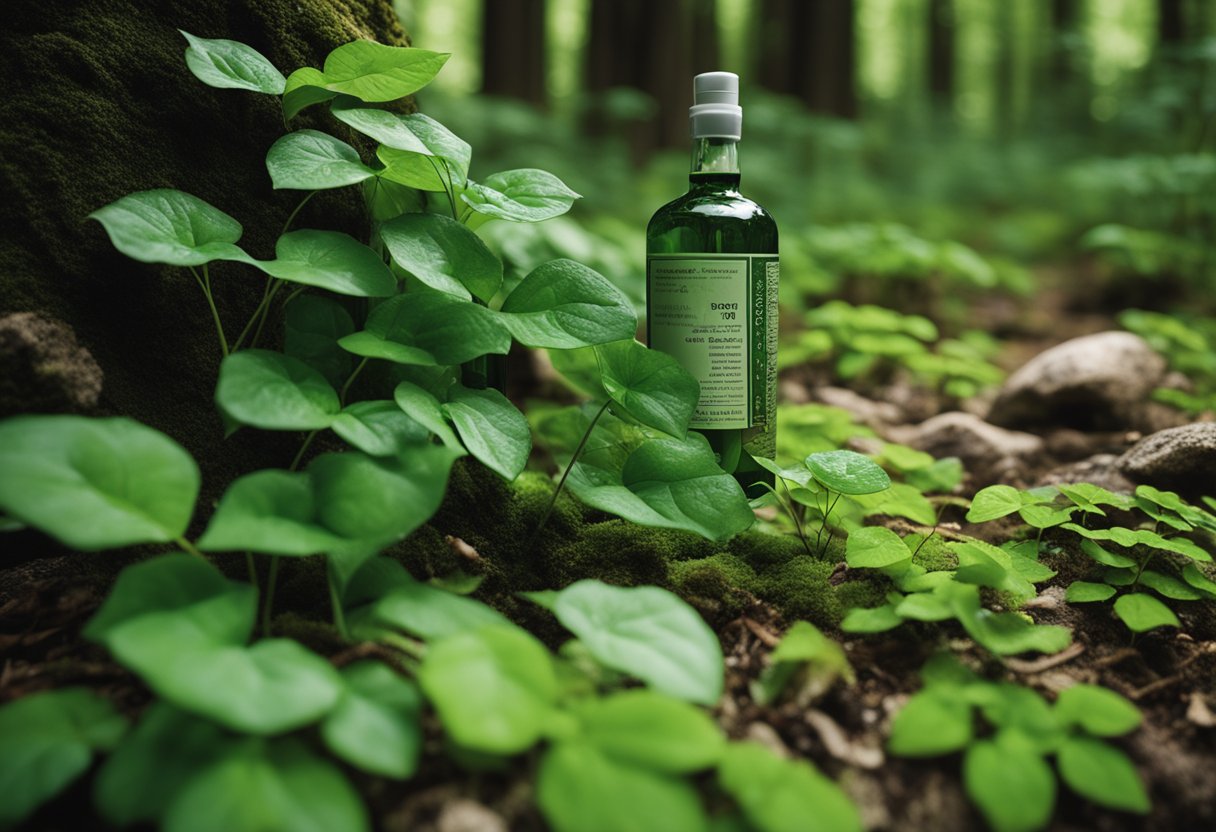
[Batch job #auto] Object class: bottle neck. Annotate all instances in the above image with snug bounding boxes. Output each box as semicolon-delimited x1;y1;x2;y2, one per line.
689;137;740;189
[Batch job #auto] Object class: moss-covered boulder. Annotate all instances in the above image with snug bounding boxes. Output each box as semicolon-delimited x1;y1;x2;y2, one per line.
0;0;409;503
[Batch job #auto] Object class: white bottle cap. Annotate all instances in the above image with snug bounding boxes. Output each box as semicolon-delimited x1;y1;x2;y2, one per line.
690;71;742;140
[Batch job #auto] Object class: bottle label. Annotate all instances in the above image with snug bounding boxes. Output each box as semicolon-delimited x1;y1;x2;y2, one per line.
646;253;778;430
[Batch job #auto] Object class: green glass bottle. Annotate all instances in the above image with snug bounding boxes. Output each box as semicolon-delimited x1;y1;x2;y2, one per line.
646;72;778;496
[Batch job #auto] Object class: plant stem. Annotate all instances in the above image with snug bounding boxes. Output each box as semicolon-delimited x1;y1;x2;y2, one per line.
819;492;842;556
176;537;206;559
231;289;273;352
339;357;369;405
535;400;611;536
281;190;318;237
248;279;285;349
328;574;349;640
261;556;280;637
192;266;229;357
289;430;319;472
780;479;814;556
245;552;259;591
380;631;426;659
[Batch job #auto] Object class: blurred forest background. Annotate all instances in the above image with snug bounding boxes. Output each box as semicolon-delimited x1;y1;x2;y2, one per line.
393;0;1216;415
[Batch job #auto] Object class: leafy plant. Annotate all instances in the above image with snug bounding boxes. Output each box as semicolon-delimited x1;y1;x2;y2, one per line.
1120;308;1216;415
889;654;1148;832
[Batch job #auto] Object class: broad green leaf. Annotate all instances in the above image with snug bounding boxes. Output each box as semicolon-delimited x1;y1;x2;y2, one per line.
1018;504;1075;529
951;540;1036;600
282;67;336;121
215;350;339;430
266;130;376;190
1138;569;1204;600
352;560;510;641
332;102;470;185
594;340;698;438
179;31;285;94
256;230;395;296
1078;538;1137;569
393;381;460;448
309;445;463;545
963;737;1056;832
888;691;972;756
0;415;198;549
894;591;954;621
1113;593;1180;632
573;691;725;773
284;295;355;387
845;525;911;569
1058;482;1133;512
1055;684;1140;737
568;433;754;542
339;290;512;366
498;259;636;349
317;42;449;101
95;703;230;827
1057;737;1149;813
553;580;723;705
380;213;500;301
839;603;903;633
321;661;422;779
461;169;581;223
769;621;853;678
164;738;368;832
364;175;424;223
718;742;861;832
417;626;557;754
1182;563;1216;598
973;685;1061;752
944;581;1072;655
1064;581;1117;603
852;481;937;526
966;485;1026;523
1062;522;1211;562
442;384;530;480
805;450;890;495
89;189;249;266
0;689;127;829
198;469;345;555
331;400;429;456
85;554;341;734
539;742;708;832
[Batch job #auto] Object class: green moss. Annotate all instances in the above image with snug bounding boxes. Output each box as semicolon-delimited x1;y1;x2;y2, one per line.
908;533;958;572
833;578;890;616
670;553;759;624
755;557;842;627
729;528;807;567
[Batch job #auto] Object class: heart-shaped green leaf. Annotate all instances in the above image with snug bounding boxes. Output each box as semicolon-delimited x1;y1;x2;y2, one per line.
345;558;509;640
966;485;1030;523
805;450;890;495
1055;684;1140;737
266;130;376;190
332;103;470;185
1182;563;1216;598
943;581;1072;655
380;212;501;301
284;295;356;388
164;738;369;832
718;742;861;832
316;42;449;102
321;661;423;779
846;526;912;569
593;340;698;437
255;230;395;296
553;580;724;705
332;400;430;456
567;433;754;541
95;703;230;827
442;384;530;480
393;381;461;448
339;290;512;366
461;169;580;223
963;736;1056;832
538;742;708;832
1056;737;1149;814
215;350;340;430
197;470;346;555
1113;593;1180;632
0;416;199;550
498;259;636;349
283;67;337;121
418;626;557;754
888;691;973;756
179;31;285;94
1064;581;1117;603
0;689;127;829
572;690;725;773
89;189;250;266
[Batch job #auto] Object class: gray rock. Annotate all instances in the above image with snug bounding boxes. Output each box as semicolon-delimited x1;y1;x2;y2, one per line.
988;331;1167;430
0;313;103;417
1037;453;1136;494
814;386;903;428
893;411;1044;488
1118;422;1216;500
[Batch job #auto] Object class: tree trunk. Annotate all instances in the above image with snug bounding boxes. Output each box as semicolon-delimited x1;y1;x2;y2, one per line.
928;0;955;102
1158;0;1186;44
481;0;548;107
757;0;857;117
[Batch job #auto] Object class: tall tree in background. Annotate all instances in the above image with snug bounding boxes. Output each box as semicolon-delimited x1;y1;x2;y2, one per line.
928;0;954;106
481;0;547;106
757;0;857;117
1158;0;1187;45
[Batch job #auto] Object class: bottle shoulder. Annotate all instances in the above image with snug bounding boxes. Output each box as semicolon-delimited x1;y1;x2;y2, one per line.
649;188;776;224
647;187;778;251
